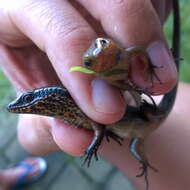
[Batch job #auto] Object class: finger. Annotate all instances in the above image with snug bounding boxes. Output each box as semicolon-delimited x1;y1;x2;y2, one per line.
17;115;60;155
0;44;61;91
18;116;92;156
50;119;93;156
3;0;125;124
151;0;165;23
76;0;177;94
151;0;173;23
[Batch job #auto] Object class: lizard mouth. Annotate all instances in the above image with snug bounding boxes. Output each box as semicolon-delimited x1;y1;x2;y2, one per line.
7;100;38;113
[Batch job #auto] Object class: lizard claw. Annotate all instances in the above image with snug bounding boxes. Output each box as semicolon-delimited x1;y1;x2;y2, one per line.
82;145;99;167
136;161;158;190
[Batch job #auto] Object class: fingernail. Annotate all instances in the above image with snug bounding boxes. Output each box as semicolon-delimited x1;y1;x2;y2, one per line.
91;78;124;114
147;41;178;94
147;41;177;76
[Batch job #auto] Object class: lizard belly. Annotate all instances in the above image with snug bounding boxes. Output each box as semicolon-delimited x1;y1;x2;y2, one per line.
107;120;154;139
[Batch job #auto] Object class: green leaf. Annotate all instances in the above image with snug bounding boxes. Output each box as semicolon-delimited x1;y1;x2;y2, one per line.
69;66;96;74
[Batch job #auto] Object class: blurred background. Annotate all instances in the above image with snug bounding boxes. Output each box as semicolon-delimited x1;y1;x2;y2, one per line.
0;1;189;190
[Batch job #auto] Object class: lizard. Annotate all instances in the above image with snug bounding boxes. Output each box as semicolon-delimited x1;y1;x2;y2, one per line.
7;0;180;189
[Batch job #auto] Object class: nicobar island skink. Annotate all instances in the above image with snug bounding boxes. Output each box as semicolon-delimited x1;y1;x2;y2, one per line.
7;0;180;189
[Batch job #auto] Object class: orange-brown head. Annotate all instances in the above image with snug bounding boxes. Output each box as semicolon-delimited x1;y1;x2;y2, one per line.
83;38;124;73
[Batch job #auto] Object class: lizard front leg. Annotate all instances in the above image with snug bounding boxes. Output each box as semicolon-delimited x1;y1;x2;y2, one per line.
83;123;123;167
126;46;163;87
82;123;105;167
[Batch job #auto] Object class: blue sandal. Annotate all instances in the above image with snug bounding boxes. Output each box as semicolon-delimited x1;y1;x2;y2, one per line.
11;157;47;190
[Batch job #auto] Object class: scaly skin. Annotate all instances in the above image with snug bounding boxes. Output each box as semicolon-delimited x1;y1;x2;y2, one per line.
7;0;180;189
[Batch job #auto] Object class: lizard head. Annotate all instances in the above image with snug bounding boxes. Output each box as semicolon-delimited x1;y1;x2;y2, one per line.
7;86;74;118
83;38;123;73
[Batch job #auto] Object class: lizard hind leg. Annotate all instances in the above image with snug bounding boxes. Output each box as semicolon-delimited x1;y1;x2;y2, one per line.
129;138;158;190
105;129;123;145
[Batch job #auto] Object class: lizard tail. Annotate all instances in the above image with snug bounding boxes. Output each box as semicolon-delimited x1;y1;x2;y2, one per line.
158;0;180;116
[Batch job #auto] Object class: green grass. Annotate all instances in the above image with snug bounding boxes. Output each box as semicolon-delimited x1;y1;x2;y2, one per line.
164;0;190;82
0;69;15;105
0;71;13;99
0;70;16;127
179;0;190;82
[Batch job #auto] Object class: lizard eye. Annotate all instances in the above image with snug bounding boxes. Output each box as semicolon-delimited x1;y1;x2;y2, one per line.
84;61;92;68
22;93;34;103
100;39;107;46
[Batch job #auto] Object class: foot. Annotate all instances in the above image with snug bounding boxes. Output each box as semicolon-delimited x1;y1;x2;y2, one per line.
0;157;47;190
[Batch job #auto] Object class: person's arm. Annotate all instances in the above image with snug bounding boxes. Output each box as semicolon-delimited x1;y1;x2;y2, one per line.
101;83;190;190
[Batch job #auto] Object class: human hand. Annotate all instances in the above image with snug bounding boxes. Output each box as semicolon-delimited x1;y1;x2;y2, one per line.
0;0;177;156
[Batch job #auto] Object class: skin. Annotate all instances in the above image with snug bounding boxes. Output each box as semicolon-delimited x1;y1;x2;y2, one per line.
0;0;182;189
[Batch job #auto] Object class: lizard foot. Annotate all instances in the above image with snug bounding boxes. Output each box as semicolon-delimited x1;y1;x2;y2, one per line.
136;161;158;178
82;144;100;167
129;138;158;190
136;161;158;190
144;60;163;87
